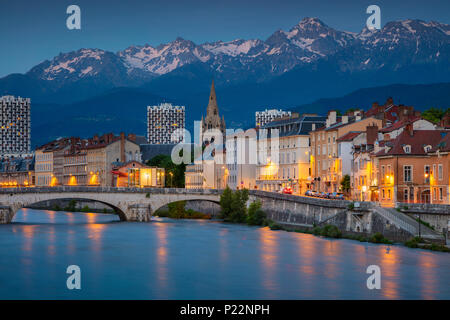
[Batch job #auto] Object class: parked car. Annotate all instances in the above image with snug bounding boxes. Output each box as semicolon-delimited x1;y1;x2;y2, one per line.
282;187;293;194
329;192;345;200
334;193;345;200
305;190;313;196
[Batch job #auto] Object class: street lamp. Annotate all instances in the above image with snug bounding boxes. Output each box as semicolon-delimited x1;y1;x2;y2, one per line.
169;172;173;187
362;185;367;202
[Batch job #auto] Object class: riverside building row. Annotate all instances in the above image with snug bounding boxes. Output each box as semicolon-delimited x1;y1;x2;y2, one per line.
186;96;450;207
32;133;164;188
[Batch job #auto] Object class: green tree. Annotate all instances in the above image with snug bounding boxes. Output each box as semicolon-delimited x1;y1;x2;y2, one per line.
344;107;358;115
421;107;448;124
147;154;186;188
246;201;266;226
340;174;350;193
167;201;186;219
219;186;233;219
219;187;249;223
229;188;249;223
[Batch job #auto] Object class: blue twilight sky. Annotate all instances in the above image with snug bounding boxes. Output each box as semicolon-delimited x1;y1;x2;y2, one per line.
1;0;450;77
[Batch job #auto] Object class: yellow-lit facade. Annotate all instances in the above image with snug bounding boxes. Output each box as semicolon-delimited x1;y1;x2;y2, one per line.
256;134;312;194
127;167;165;188
35;149;53;186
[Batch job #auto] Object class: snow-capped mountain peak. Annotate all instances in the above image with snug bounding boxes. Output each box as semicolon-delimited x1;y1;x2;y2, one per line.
23;18;450;86
27;49;111;81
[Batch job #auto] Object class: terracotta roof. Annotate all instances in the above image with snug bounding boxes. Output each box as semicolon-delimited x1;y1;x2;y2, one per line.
336;131;362;142
375;130;448;157
379;116;421;133
430;131;450;153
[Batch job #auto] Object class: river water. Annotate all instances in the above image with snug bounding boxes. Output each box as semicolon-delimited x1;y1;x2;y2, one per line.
0;208;449;299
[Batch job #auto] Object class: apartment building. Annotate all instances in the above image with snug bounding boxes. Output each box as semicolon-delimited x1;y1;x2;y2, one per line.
147;103;185;144
255;109;291;128
83;133;141;186
428;132;450;204
375;126;448;206
0;96;31;159
0;157;34;187
33;133;140;187
310;110;383;193
185;162;204;189
345;124;379;201
256;113;327;194
379;117;435;141
364;97;420;128
35;148;54;186
225;129;257;190
64;146;88;186
185;154;227;190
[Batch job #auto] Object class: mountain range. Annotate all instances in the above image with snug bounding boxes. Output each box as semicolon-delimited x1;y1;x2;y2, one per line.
1;17;450;146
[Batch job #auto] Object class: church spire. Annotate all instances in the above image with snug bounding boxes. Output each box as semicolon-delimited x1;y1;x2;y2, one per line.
202;79;226;142
207;79;219;116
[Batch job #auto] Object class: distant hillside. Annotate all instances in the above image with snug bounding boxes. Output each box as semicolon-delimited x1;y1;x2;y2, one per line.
294;82;450;114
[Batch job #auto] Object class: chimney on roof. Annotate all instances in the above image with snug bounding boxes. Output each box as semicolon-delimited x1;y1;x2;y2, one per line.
106;133;113;144
120;132;125;162
366;124;378;145
127;133;136;142
342;115;348;124
328;110;337;125
405;122;414;137
312;123;316;131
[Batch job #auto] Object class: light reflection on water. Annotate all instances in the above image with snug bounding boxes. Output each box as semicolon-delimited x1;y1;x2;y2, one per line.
0;209;449;300
259;226;278;298
155;220;169;298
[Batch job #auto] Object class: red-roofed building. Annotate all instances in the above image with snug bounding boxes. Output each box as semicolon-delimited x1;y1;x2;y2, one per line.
111;161;165;188
439;111;450;129
35;133;141;187
426;131;450;205
364;97;420;127
375;126;449;206
310;110;383;193
379;117;435;141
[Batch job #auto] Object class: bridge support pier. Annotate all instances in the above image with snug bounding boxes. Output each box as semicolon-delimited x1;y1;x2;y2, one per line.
125;204;152;222
0;206;14;224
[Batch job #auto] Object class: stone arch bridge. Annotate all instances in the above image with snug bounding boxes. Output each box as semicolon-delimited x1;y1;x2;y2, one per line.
0;187;354;225
0;187;223;223
0;187;442;242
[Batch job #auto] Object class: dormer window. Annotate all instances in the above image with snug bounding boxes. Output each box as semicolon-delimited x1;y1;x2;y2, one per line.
424;145;432;152
403;145;411;153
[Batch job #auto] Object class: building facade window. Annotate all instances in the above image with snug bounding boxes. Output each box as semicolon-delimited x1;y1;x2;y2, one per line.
404;165;412;182
424;165;431;184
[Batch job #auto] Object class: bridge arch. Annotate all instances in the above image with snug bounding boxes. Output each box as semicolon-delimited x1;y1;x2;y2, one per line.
0;187;222;224
15;197;128;222
151;198;221;217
